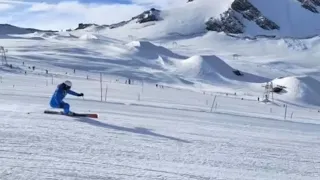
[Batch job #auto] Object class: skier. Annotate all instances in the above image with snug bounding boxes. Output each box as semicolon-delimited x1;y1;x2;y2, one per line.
49;80;84;115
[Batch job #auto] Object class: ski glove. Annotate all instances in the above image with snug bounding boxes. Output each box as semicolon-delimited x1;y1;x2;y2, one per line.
78;93;84;97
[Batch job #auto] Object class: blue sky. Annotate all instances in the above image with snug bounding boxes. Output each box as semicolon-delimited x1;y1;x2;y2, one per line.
0;0;185;30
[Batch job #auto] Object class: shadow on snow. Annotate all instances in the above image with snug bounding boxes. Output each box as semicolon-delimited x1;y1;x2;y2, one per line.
74;117;191;143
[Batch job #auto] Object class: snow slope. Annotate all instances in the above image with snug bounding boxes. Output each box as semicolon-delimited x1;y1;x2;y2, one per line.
1;72;320;180
247;0;320;38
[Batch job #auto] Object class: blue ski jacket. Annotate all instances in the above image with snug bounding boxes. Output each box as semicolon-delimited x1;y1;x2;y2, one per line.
50;83;80;108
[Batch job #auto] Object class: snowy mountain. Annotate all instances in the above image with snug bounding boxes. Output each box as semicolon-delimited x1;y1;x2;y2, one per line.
0;24;57;35
2;0;319;39
74;0;319;39
74;8;161;30
206;0;320;38
205;0;280;35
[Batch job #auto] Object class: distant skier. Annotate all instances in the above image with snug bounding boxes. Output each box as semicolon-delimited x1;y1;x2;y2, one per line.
49;80;84;115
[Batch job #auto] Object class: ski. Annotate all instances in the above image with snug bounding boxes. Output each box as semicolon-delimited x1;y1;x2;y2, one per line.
44;110;98;119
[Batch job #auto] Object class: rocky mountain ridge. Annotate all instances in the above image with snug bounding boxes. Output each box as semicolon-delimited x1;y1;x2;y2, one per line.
205;0;319;35
75;8;161;30
205;0;280;34
1;0;319;38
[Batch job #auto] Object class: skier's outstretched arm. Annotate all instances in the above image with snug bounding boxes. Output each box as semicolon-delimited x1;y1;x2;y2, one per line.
67;89;84;97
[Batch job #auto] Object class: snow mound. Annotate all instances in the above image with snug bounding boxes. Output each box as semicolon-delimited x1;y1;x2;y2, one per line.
279;39;309;51
37;32;55;37
30;32;59;39
272;76;320;105
174;55;269;84
126;41;187;59
79;34;98;40
7;31;76;40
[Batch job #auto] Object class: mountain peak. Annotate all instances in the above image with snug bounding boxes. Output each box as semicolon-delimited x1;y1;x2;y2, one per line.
205;0;320;38
205;0;280;35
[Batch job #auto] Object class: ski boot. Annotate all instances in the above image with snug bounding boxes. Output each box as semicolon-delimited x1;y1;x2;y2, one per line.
61;111;75;116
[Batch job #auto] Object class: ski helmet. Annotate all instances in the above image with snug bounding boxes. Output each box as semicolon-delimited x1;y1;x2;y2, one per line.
64;80;72;88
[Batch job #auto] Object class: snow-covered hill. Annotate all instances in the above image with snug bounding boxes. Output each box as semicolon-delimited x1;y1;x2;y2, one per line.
0;24;56;35
272;75;320;105
174;55;269;83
